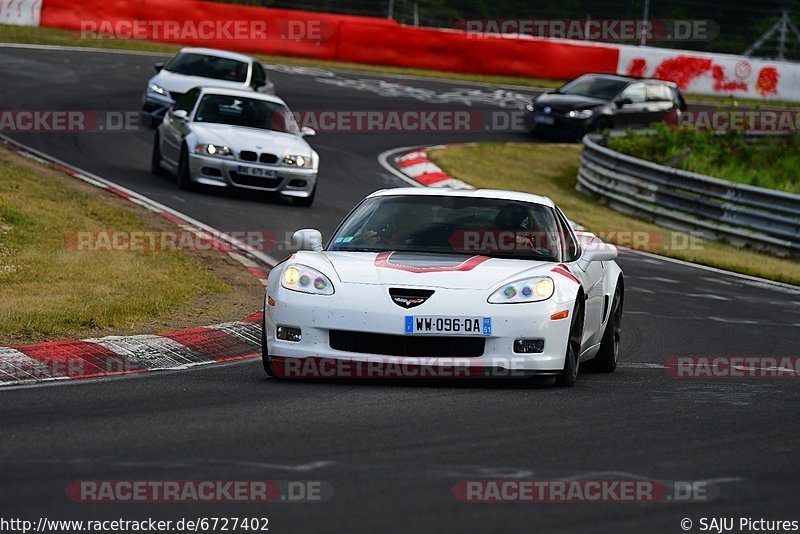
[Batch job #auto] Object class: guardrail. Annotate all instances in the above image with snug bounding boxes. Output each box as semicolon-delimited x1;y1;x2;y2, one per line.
576;133;800;258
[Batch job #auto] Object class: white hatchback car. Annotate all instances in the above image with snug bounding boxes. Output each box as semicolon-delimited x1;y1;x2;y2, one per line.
142;47;275;123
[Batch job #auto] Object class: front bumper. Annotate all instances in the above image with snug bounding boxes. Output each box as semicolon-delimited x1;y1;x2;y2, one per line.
524;111;592;139
188;153;317;196
266;281;574;376
141;93;175;123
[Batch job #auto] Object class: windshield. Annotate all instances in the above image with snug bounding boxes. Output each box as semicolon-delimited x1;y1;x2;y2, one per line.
194;94;300;134
328;195;566;262
558;75;629;100
164;52;248;83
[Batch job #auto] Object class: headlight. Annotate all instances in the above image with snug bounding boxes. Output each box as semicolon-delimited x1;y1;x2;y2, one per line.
147;83;168;97
283;154;313;168
567;109;594;119
281;264;334;295
488;276;554;304
525;102;535;112
195;144;232;157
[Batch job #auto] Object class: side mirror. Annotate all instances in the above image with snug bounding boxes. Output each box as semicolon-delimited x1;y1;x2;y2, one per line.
252;79;267;89
171;109;188;121
300;126;316;137
293;229;323;251
154;62;164;73
582;242;618;262
615;97;633;107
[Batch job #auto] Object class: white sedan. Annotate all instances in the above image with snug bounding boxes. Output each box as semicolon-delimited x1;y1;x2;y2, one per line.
262;188;624;386
142;47;275;123
152;87;319;206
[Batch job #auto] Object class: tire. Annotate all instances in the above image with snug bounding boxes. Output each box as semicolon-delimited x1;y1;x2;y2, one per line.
150;133;164;176
592;117;612;134
587;282;623;373
261;315;275;378
291;184;316;207
176;144;192;190
555;302;584;387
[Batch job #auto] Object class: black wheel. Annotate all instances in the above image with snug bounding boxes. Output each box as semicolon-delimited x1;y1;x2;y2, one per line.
261;314;275;377
291;184;316;207
176;144;192;190
592;117;612;133
151;133;164;176
587;282;623;373
555;302;584;387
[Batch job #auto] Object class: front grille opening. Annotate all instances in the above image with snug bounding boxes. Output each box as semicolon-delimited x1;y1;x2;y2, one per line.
239;151;258;162
201;167;221;177
259;153;279;164
329;330;484;357
388;288;435;299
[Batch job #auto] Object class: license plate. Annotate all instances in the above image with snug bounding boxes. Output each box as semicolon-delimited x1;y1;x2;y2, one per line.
534;115;554;125
405;316;491;335
236;165;276;178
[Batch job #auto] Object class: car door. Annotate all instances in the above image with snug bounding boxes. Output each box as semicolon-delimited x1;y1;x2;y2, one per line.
613;82;649;128
555;209;604;350
161;88;200;165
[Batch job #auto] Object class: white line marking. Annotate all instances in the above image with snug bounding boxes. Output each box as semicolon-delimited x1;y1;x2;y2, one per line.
687;293;731;301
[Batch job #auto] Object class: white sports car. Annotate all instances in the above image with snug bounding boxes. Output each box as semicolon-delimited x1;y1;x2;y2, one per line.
262;188;623;386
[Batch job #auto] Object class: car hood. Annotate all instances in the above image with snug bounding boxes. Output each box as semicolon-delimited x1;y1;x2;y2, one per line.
150;70;247;97
191;123;310;156
316;251;551;290
534;92;607;112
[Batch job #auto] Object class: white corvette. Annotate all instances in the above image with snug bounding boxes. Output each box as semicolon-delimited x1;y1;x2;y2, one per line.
262;188;623;386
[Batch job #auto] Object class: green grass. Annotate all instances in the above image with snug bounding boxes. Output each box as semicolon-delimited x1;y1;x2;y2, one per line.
427;143;800;286
608;124;800;194
4;23;800;107
0;150;228;342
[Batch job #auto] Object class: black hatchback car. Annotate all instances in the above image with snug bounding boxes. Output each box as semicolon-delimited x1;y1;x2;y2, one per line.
524;74;687;139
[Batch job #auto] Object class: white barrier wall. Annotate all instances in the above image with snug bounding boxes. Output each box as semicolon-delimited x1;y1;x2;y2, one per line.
0;0;42;26
617;44;800;101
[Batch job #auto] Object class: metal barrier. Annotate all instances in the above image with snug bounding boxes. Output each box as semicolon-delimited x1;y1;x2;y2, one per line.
576;133;800;257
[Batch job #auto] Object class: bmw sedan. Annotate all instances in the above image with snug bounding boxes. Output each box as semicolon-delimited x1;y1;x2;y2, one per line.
142;47;275;124
151;87;319;206
524;73;686;139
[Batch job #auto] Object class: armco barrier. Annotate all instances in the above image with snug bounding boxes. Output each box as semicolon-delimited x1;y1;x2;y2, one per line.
576;133;800;257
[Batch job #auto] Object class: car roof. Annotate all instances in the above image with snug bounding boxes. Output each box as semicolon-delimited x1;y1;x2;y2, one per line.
178;47;254;63
368;187;556;208
197;87;286;106
575;72;679;88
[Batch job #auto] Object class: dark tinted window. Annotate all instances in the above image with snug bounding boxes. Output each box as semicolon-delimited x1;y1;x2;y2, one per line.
174;88;200;113
329;195;567;262
194;94;299;134
558;75;629;101
165;53;248;83
252;62;266;85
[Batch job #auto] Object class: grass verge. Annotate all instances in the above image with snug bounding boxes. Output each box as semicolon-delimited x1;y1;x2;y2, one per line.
427;143;800;286
0;144;263;344
3;24;799;107
608;125;800;193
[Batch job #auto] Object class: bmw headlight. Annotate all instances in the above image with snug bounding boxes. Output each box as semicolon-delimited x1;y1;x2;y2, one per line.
567;109;594;119
281;264;334;295
283;154;313;168
195;144;232;157
488;276;554;304
147;83;168;98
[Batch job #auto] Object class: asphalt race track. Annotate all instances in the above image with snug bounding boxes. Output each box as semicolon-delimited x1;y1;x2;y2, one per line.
1;46;799;534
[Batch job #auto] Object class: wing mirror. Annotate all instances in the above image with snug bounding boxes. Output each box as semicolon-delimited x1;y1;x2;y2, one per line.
293;229;323;252
300;126;316;137
615;97;633;107
170;109;188;121
154;62;165;73
582;242;618;262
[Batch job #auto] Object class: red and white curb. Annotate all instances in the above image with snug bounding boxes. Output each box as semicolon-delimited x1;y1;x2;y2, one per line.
0;133;275;387
393;147;474;189
0;313;264;386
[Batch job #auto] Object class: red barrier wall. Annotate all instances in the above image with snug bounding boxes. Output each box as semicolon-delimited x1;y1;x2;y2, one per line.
39;0;619;80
